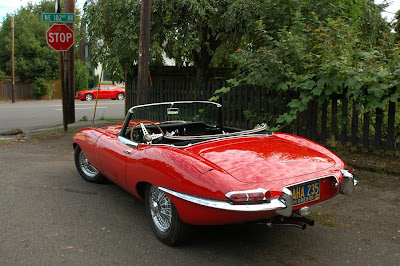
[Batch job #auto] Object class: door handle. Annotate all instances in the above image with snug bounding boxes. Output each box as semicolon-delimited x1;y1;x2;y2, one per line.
123;150;131;154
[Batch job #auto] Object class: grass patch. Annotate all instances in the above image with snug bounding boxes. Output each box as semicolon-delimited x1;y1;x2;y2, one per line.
35;127;76;139
307;211;339;227
98;116;123;123
0;139;11;145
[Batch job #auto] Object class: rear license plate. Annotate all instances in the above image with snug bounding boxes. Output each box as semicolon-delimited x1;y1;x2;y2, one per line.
291;180;320;206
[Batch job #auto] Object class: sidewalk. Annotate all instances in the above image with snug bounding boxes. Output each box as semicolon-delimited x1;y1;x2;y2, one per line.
0;120;116;140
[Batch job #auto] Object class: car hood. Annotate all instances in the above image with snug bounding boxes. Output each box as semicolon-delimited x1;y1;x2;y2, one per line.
184;134;336;183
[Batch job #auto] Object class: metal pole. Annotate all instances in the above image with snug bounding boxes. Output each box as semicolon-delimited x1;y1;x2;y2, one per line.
64;0;75;125
137;0;151;105
57;0;68;131
92;43;107;124
11;16;15;103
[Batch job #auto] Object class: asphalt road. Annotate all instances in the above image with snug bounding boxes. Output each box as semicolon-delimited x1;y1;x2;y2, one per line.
0;99;125;133
0;131;399;265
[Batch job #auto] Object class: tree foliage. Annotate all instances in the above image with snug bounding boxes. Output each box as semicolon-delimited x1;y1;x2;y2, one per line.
0;0;85;98
84;0;142;82
84;0;263;87
212;0;400;128
0;1;59;82
75;59;90;92
395;9;400;42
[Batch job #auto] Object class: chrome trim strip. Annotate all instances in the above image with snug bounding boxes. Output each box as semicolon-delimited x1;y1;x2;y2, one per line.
159;187;286;212
118;136;138;148
163;124;268;141
151;133;273;148
128;101;222;114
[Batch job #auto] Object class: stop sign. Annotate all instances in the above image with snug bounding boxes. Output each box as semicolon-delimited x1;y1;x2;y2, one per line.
46;24;74;51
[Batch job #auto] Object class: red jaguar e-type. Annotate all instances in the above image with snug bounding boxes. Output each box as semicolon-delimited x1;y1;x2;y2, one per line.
72;101;356;245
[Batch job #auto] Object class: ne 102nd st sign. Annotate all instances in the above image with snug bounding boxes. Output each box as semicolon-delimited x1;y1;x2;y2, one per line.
42;13;75;23
46;24;74;51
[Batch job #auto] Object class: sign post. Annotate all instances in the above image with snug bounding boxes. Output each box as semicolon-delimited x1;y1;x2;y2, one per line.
44;0;76;131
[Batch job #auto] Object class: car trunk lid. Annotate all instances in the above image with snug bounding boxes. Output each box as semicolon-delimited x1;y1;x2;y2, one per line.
184;135;336;183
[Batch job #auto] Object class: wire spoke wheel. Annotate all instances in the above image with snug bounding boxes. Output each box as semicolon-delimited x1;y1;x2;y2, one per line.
74;145;105;183
79;150;99;177
145;185;190;245
149;186;172;232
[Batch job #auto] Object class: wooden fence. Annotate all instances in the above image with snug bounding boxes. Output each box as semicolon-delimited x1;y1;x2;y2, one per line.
0;82;32;100
126;67;399;153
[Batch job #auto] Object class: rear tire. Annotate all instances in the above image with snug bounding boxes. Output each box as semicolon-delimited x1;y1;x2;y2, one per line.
74;145;106;183
145;185;190;246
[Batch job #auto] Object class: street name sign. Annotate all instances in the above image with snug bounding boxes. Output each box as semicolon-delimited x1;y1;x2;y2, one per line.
42;13;75;23
46;24;74;51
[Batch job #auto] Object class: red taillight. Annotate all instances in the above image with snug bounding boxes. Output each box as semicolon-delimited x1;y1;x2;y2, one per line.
348;166;353;173
226;188;269;202
264;190;272;199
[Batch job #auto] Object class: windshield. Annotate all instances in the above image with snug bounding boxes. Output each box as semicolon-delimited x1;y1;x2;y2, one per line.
129;101;222;127
118;101;269;145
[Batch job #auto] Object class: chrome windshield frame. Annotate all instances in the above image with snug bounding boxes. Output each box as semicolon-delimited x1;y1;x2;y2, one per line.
119;101;223;138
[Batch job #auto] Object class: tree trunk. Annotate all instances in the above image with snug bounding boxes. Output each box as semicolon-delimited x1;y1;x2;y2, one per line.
193;29;212;94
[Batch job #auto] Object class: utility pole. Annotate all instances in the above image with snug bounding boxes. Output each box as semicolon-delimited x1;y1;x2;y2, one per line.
57;0;75;131
11;16;15;103
136;0;151;105
57;0;67;131
64;0;75;125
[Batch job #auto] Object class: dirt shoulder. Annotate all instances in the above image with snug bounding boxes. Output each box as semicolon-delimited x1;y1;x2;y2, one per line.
334;148;400;176
307;148;400;247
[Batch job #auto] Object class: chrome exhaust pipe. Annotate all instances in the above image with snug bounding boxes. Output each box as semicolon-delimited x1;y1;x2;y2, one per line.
264;216;315;230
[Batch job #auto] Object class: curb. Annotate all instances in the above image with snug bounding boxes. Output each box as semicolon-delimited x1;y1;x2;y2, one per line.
0;120;117;139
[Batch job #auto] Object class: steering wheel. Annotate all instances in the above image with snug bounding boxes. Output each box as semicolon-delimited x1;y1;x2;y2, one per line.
130;120;164;144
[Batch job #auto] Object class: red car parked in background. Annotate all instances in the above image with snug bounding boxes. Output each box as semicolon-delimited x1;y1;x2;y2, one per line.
76;85;125;101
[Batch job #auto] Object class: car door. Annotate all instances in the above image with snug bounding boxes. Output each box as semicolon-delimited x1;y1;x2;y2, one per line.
97;86;107;99
108;85;117;99
96;134;135;187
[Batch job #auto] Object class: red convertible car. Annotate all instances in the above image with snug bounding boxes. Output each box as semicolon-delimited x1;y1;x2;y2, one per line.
75;85;125;101
73;101;356;245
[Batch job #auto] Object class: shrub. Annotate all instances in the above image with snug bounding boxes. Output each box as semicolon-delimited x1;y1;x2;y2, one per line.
75;60;89;92
32;78;52;99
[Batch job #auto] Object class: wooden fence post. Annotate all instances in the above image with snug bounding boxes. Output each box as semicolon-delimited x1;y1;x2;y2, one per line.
362;112;370;152
351;101;359;151
331;94;338;148
320;101;328;145
386;101;396;154
340;91;348;145
374;108;383;153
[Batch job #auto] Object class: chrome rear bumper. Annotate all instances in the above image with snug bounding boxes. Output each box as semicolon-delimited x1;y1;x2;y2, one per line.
340;169;356;196
160;170;356;218
159;187;290;214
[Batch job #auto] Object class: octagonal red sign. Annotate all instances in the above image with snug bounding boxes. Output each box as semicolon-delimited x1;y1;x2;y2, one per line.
46;24;74;51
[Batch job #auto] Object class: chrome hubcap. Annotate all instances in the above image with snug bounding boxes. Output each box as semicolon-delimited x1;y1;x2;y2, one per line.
149;186;172;232
79;150;98;177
